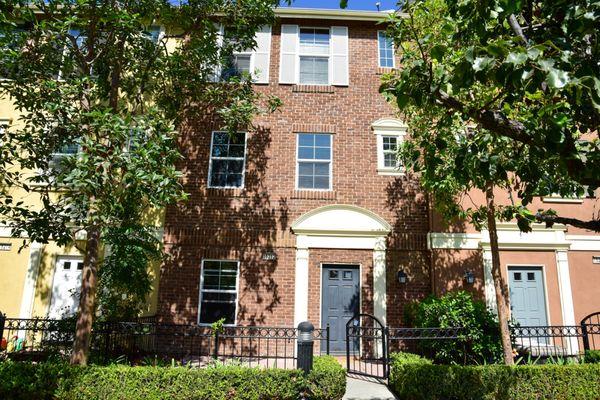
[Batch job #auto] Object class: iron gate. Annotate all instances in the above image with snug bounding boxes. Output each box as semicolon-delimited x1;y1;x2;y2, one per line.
346;313;389;379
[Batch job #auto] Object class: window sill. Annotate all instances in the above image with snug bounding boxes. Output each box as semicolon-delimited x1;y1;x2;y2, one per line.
377;168;404;176
291;190;336;200
205;187;247;198
292;84;335;94
376;67;396;75
542;197;584;204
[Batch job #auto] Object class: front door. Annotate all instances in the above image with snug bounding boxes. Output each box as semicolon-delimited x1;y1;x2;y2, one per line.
508;266;548;327
321;264;359;354
48;257;84;319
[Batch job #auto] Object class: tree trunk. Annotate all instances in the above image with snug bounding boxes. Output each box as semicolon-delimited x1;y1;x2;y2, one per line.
485;183;515;365
70;227;100;366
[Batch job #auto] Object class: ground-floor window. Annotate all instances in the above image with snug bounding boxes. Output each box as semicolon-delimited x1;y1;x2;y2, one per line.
198;259;239;325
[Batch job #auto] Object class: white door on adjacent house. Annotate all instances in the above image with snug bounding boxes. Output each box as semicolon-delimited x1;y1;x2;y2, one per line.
48;257;84;319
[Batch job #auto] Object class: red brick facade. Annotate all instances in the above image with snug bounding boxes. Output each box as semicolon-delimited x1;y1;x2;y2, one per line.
158;17;432;328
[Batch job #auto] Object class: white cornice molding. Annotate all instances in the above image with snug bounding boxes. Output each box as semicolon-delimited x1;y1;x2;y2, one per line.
430;223;578;251
566;235;600;251
275;7;401;22
428;232;481;250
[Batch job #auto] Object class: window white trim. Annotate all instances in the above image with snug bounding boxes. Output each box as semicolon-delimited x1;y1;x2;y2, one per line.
295;133;333;191
297;27;331;86
197;259;240;326
542;196;584;204
207;131;247;189
377;30;395;68
372;118;407;175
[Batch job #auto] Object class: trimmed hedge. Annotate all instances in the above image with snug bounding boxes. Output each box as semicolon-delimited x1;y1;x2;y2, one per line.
0;355;346;400
306;356;346;400
389;353;600;400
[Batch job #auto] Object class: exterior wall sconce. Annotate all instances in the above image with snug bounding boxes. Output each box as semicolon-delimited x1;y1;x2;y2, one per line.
464;270;475;285
397;269;408;284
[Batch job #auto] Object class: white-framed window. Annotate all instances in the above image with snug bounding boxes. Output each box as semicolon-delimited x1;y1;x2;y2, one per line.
143;25;163;43
299;27;330;85
372;118;407;175
377;31;394;68
57;29;88;80
221;52;253;80
198;259;239;325
214;25;271;84
382;136;399;168
208;131;247;188
296;133;332;190
48;142;80;175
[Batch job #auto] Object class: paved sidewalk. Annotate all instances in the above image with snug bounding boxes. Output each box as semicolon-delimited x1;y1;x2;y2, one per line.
343;376;398;400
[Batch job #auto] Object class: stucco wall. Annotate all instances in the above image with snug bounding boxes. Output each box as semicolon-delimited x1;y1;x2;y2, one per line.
568;251;600;323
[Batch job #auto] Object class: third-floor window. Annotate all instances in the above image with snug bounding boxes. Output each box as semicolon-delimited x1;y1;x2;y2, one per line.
377;31;394;68
299;28;330;85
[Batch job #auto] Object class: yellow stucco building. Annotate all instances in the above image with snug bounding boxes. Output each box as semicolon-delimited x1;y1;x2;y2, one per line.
0;96;161;320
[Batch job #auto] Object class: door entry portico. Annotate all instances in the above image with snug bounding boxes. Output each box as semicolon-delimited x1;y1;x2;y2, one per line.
321;264;359;354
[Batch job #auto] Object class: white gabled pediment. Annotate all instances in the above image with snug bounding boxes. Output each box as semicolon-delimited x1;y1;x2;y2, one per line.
371;118;408;134
291;205;391;236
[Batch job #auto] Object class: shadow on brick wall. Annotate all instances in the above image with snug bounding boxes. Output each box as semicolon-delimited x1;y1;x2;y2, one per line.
158;121;290;325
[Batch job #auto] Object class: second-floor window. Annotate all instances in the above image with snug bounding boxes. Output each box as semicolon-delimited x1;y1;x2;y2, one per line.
208;131;246;189
297;133;332;190
378;31;394;68
382;136;399;168
299;28;330;85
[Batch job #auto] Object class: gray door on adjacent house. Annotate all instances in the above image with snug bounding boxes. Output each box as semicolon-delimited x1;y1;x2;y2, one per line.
321;264;360;354
508;267;548;327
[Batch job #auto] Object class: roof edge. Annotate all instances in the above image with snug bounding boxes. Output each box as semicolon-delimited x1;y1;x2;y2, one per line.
275;7;403;22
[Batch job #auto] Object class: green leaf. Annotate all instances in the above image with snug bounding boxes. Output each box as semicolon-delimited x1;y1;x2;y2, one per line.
546;68;570;89
506;52;527;66
472;56;494;72
430;44;446;61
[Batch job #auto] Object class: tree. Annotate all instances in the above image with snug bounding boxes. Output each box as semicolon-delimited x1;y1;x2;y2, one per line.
0;0;282;365
385;0;599;230
380;0;599;364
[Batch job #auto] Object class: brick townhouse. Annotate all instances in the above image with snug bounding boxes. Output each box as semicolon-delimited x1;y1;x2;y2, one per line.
156;7;600;354
1;7;598;356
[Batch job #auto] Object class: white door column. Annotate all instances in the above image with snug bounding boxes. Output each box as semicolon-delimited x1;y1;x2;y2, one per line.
372;236;387;325
482;249;497;314
19;241;43;319
294;239;310;328
556;250;578;353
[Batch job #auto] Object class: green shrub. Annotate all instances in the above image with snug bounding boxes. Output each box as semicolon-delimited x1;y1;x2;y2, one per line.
389;352;432;366
306;355;346;400
389;362;600;400
0;356;346;400
405;290;503;364
584;350;600;364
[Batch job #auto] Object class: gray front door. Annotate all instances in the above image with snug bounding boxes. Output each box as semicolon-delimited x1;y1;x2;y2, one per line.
321;264;360;354
508;267;548;326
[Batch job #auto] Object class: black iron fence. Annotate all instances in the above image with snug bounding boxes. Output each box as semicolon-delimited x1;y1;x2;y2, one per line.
346;314;600;379
0;314;330;368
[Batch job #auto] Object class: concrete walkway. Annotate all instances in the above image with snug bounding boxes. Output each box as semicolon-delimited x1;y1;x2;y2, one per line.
343;376;398;400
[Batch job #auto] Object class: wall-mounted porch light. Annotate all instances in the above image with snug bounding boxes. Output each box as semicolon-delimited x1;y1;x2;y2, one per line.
464;270;475;285
397;269;408;284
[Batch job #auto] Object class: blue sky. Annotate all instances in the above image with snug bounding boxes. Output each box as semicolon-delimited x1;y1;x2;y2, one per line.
279;0;398;11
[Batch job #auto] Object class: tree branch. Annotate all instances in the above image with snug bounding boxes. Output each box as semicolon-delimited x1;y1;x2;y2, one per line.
508;14;528;44
536;212;600;232
435;89;532;144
